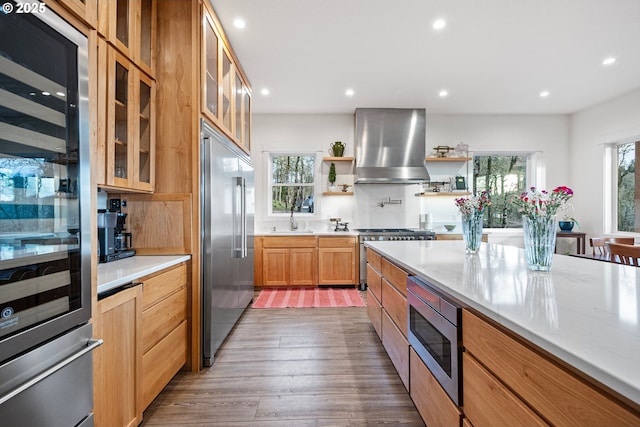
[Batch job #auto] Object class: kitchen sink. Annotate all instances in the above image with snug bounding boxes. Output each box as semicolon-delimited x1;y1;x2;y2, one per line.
270;229;314;234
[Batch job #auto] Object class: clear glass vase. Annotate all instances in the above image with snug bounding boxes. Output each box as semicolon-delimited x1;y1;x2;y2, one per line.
461;213;483;254
522;215;557;271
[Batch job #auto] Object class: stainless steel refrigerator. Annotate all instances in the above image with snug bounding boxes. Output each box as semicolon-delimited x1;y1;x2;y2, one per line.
201;119;254;367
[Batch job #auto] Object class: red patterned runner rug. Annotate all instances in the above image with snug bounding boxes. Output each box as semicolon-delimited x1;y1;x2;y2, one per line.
252;288;366;309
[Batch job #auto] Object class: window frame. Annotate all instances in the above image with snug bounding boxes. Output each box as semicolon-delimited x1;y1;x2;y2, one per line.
470;151;539;229
604;138;640;235
265;151;321;219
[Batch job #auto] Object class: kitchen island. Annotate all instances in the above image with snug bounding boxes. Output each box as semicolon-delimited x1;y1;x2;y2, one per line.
365;240;639;421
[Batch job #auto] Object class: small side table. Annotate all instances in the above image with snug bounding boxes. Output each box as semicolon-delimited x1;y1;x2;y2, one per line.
556;231;586;254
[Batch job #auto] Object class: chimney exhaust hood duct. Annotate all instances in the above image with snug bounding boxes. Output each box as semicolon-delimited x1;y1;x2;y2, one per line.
354;108;429;184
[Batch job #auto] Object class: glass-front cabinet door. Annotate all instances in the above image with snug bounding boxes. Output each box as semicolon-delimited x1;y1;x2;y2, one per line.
136;0;156;77
134;72;155;191
203;10;219;121
221;47;233;131
107;49;133;188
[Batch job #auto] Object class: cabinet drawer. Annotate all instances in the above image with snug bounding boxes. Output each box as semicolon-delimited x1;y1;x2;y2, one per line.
382;309;409;391
381;278;407;335
367;288;382;339
142;320;187;408
463;352;548;427
142;263;187;310
463;309;640;426
367;248;382;272
318;236;356;247
262;236;317;248
410;348;462;427
381;258;408;295
142;286;187;353
367;264;382;302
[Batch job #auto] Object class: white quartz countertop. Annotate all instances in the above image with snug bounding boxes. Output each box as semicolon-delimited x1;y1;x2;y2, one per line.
255;231;359;236
365;240;640;405
97;255;191;295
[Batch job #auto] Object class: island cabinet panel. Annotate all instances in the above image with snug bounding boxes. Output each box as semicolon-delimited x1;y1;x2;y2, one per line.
367;247;382;272
463;353;548;427
381;278;407;335
366;263;382;303
366;288;382;339
463;309;640;427
381;257;408;295
410;348;462;427
382;310;409;390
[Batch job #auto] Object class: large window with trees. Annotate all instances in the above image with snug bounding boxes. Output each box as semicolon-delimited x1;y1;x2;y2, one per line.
473;154;528;228
270;154;316;215
616;141;637;232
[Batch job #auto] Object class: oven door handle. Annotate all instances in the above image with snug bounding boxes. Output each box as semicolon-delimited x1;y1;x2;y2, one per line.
0;338;103;405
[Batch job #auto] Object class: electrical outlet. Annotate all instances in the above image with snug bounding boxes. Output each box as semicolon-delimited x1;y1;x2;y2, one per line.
109;198;121;211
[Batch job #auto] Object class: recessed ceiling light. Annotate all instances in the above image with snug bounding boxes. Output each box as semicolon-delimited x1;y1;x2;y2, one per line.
345;88;355;97
56;91;65;97
233;18;246;29
540;91;550;98
433;19;446;30
439;90;448;98
602;57;616;66
261;88;270;96
42;91;50;96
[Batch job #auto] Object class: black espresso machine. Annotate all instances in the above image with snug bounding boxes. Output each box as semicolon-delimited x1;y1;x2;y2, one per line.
98;209;135;263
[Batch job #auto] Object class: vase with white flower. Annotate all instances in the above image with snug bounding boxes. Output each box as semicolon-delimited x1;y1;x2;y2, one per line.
557;203;580;231
511;186;574;271
454;191;492;254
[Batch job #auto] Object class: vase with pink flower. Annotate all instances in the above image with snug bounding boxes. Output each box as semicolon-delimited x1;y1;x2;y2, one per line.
511;186;574;271
454;191;492;254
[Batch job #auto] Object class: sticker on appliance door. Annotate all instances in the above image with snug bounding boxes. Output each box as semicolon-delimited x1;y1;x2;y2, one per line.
0;307;18;330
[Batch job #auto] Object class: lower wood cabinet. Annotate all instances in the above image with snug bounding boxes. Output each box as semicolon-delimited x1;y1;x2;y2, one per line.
463;309;640;427
94;285;143;427
366;287;382;338
382;309;409;390
94;262;188;426
318;236;358;285
259;236;358;287
410;348;462;427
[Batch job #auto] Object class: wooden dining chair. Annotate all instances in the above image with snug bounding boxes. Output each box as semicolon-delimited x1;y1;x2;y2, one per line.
608;243;640;266
589;237;635;255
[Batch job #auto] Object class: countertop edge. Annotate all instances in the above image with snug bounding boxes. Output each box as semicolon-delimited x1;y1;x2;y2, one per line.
97;255;191;295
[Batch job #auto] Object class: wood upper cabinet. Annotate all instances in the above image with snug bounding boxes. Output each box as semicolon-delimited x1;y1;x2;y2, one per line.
55;0;98;27
94;284;143;427
98;0;156;76
318;237;358;285
201;2;251;152
103;45;155;191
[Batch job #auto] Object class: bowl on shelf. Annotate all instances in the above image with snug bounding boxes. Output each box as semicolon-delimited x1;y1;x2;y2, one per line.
443;224;456;232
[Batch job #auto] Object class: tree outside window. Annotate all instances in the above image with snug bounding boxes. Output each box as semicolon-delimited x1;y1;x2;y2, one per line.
616;142;637;232
270;154;315;214
473;155;527;228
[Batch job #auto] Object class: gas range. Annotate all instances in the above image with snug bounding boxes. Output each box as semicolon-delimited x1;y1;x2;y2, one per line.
356;228;436;241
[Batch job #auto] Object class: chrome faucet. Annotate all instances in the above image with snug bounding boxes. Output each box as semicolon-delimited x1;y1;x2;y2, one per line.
290;209;298;231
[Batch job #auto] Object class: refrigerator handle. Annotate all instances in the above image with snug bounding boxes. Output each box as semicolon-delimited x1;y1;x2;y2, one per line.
240;177;247;258
233;176;245;258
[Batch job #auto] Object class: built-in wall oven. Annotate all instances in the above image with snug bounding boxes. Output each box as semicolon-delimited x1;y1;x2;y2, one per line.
407;275;462;405
0;3;101;425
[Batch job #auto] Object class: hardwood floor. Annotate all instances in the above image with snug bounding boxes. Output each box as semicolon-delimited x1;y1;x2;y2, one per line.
142;304;425;426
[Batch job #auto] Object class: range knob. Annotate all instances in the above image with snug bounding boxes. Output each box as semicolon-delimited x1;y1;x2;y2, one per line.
378;236;384;241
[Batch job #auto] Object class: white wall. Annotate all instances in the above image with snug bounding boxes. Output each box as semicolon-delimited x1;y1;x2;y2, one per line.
569;88;640;239
252;113;571;240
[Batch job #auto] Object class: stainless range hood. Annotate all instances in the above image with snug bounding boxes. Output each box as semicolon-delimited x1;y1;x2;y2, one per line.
354;108;429;184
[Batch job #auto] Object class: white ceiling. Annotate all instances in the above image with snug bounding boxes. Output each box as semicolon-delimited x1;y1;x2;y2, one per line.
211;0;640;115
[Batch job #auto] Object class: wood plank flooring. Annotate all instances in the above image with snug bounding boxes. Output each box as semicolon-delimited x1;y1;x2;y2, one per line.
142;303;425;426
